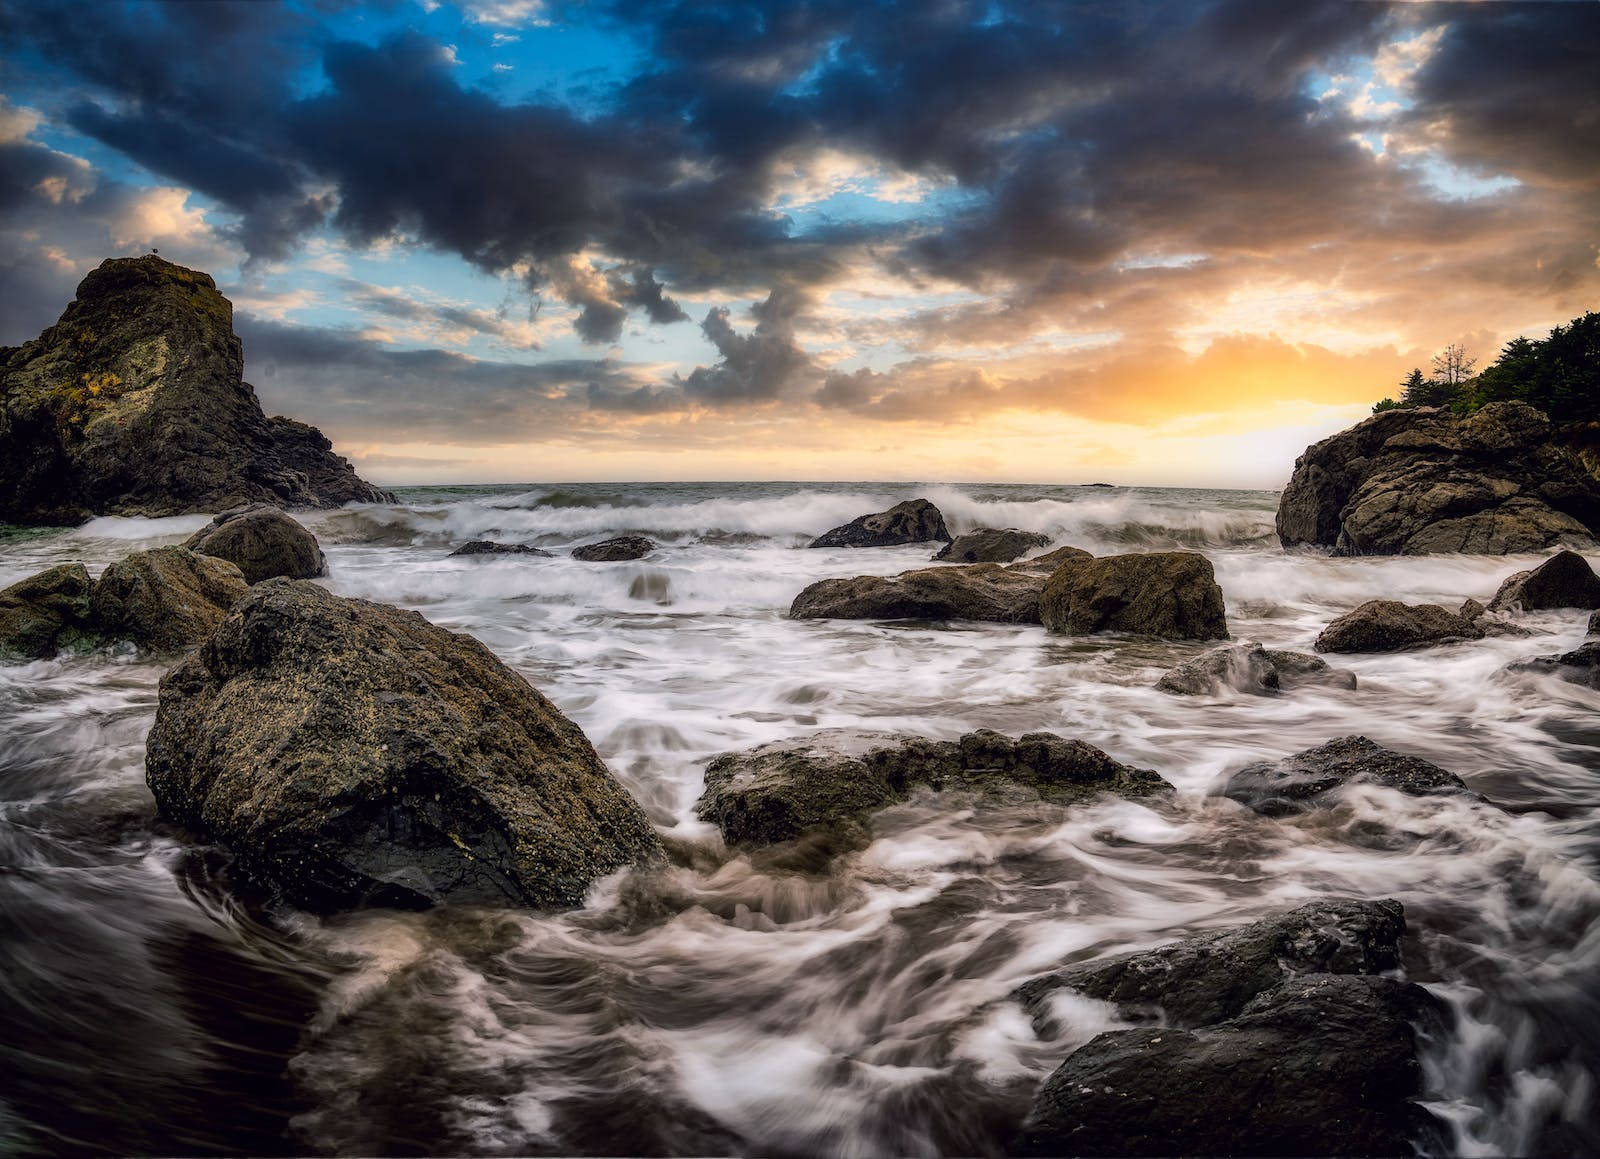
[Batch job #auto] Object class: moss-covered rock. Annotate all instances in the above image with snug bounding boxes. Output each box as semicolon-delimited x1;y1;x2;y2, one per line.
0;563;96;659
91;547;249;652
184;504;327;583
1040;551;1228;640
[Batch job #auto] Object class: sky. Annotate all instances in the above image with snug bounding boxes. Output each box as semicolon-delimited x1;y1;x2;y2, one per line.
0;0;1596;488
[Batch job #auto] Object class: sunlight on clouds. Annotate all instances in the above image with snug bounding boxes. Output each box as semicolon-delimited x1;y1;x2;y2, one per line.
768;147;944;209
109;187;210;249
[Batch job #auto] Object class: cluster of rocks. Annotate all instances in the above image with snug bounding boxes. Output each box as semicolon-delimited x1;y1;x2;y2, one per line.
448;534;656;561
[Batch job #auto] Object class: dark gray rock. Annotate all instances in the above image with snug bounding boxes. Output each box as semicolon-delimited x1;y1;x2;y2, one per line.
1276;402;1600;555
1040;551;1228;640
1590;610;1600;636
789;563;1048;623
808;498;951;548
932;527;1051;563
0;563;95;659
1488;550;1600;612
1221;735;1471;816
1510;641;1600;690
571;535;655;561
184;504;326;583
145;579;662;911
1014;973;1446;1158
1315;599;1483;653
449;539;554;558
1005;544;1094;574
1155;643;1356;696
0;256;392;525
695;728;1171;847
90;547;248;653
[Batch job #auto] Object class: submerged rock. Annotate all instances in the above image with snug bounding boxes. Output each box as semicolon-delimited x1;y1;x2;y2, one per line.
572;535;655;561
448;539;554;558
1221;735;1472;816
145;579;662;910
695;728;1170;846
1488;549;1600;612
1315;599;1483;653
184;504;326;583
1155;643;1356;696
808;498;951;548
0;563;95;659
90;547;248;652
932;527;1050;563
1276;401;1600;555
1509;641;1600;691
0;256;391;524
1040;551;1228;640
1014;974;1445;1158
789;563;1047;623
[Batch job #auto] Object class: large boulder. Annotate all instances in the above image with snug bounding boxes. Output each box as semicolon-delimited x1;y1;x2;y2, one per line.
571;535;655;561
1040;551;1228;640
1315;599;1482;653
449;539;553;558
0;563;95;659
1155;643;1356;696
183;503;326;583
1220;735;1472;816
1509;641;1600;691
1487;550;1600;612
1014;974;1446;1158
932;527;1050;563
0;256;392;525
144;580;662;910
808;498;951;548
90;547;247;652
695;729;1170;847
789;563;1048;623
1276;402;1600;555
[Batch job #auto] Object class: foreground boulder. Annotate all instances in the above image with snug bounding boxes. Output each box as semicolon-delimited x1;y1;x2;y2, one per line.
932;528;1050;563
145;580;662;910
789;564;1048;623
183;504;326;583
449;539;554;558
1276;401;1600;555
0;256;392;524
1488;549;1600;612
1155;643;1356;696
808;498;951;548
90;547;247;652
1315;599;1482;653
1040;551;1228;640
0;563;95;658
1221;735;1472;816
1509;642;1600;691
695;729;1170;846
571;535;655;561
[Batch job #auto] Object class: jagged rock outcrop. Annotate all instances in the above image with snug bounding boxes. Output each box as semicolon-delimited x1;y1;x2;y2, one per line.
1040;551;1228;640
1155;643;1355;696
0;563;96;659
1315;599;1483;653
932;527;1050;563
1220;735;1473;816
808;498;951;548
448;540;554;558
695;729;1170;847
145;580;662;910
571;535;655;561
1488;549;1600;612
0;256;392;524
1276;402;1600;555
90;547;248;652
789;563;1049;623
183;504;326;583
1012;899;1446;1158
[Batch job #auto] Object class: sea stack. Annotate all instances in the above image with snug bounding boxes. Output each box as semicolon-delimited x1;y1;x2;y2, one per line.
0;256;392;525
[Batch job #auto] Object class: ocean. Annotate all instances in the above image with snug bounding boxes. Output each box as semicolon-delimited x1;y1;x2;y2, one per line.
1;481;1596;1155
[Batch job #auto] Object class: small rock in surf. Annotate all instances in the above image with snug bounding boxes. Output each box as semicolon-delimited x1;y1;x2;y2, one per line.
808;498;952;548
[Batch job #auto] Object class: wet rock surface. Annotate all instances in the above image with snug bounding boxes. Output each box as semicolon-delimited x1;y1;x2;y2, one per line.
145;579;662;911
808;498;952;548
1005;544;1093;574
0;256;392;524
1039;550;1228;640
1155;642;1356;696
1488;549;1600;612
1220;735;1472;816
183;504;326;583
1276;402;1600;555
789;563;1049;623
1315;598;1483;653
90;547;248;653
448;539;554;558
695;728;1171;846
1510;641;1600;690
932;528;1051;563
0;563;95;658
571;535;656;561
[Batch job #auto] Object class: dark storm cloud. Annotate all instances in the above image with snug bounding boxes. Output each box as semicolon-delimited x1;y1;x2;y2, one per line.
676;285;819;404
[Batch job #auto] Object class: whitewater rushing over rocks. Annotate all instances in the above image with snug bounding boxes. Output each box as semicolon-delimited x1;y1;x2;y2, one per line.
1;480;1597;1156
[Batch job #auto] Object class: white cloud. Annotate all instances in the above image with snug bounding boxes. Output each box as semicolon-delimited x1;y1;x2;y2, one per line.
109;186;211;249
460;0;548;28
0;97;42;144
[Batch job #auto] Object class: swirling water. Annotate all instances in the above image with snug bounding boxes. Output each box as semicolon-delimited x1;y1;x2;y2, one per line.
1;481;1596;1156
